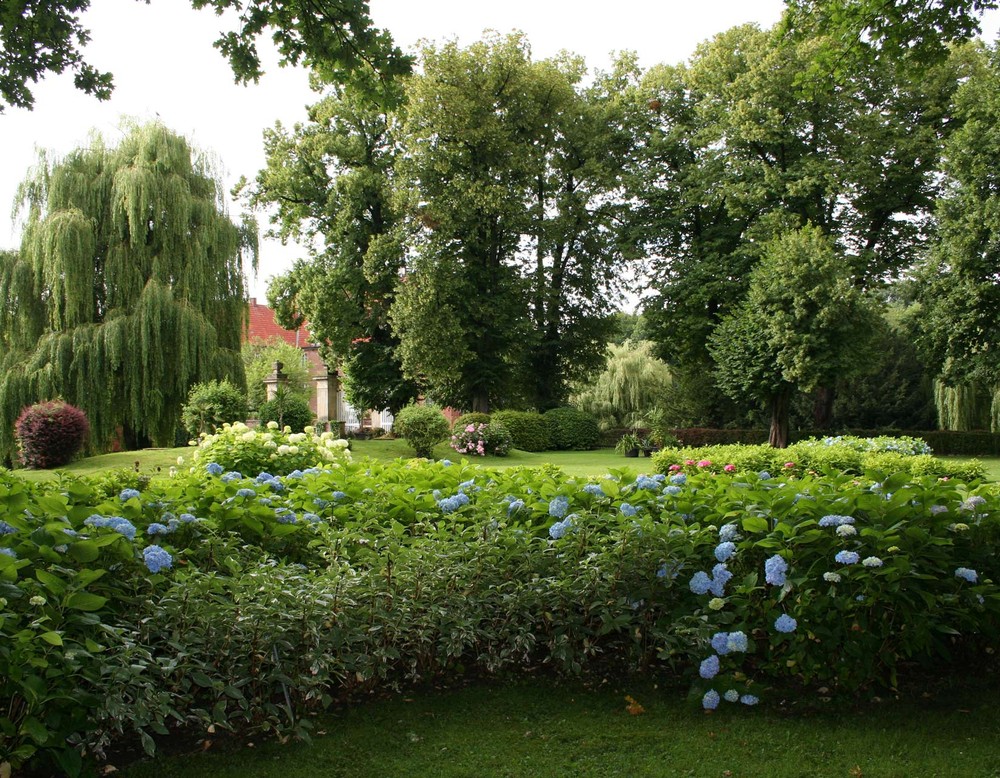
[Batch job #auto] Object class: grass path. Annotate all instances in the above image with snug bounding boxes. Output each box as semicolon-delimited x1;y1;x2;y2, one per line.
120;675;1000;777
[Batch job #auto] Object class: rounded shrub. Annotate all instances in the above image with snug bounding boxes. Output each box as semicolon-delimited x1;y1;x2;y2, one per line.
394;403;450;458
257;390;314;433
490;410;551;452
191;420;351;476
452;412;491;430
543;407;600;450
15;400;90;468
181;379;248;438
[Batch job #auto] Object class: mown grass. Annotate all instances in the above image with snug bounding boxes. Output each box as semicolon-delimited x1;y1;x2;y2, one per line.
120;674;1000;778
9;440;999;482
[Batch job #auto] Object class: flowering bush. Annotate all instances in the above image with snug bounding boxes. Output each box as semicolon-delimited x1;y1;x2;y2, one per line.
14;400;90;468
189;421;351;475
0;455;997;773
450;422;512;456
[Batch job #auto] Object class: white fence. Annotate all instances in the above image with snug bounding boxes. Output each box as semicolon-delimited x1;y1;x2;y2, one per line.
335;390;393;432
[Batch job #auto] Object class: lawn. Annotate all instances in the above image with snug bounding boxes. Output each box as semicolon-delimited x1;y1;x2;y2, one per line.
120;674;1000;778
9;440;1000;482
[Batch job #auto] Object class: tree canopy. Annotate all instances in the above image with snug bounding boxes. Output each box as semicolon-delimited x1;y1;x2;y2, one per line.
0;122;257;459
0;0;410;111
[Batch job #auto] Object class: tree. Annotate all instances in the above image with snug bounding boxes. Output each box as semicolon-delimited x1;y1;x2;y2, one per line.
392;33;627;412
571;340;672;430
709;226;875;447
918;43;1000;390
0;122;256;459
245;73;420;415
0;0;411;111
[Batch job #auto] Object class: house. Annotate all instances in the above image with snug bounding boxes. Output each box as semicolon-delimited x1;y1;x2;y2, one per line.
245;298;393;432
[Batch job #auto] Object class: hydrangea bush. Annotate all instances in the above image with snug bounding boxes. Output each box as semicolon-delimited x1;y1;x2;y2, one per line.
0;453;997;774
188;421;351;476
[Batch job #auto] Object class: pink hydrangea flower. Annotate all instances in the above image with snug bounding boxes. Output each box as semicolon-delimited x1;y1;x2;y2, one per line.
724;463;735;472
685;459;696;466
697;459;712;468
784;462;795;468
669;464;682;472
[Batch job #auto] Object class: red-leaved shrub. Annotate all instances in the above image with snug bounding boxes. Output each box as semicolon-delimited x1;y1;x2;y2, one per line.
15;401;90;469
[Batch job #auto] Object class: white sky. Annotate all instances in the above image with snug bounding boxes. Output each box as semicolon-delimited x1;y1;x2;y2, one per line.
2;0;996;298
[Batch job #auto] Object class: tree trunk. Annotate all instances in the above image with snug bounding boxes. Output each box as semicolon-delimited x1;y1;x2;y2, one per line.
812;386;835;429
470;394;490;414
768;390;791;449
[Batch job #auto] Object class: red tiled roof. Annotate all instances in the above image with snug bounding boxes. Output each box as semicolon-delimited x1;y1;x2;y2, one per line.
246;298;314;348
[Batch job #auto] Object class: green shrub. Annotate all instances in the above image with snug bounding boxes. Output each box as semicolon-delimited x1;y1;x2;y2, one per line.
257;389;313;433
449;421;512;457
14;400;90;468
452;412;491;430
490;410;550;452
394;403;450;458
181;379;248;438
190;420;351;476
543;407;600;450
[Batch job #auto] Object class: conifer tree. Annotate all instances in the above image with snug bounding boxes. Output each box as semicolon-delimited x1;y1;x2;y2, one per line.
0;122;257;459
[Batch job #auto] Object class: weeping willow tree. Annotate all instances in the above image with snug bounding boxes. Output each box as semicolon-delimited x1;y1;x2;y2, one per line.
0;123;257;460
933;381;999;431
571;340;673;430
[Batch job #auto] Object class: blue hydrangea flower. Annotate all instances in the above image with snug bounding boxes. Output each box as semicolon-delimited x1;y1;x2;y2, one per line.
507;499;525;516
635;475;660;491
459;479;476;491
758;471;771;480
699;655;720;679
583;484;605;497
287;470;304;479
108;517;136;539
702;690;720;710
332;491;347;501
764;554;788;586
303;467;320;476
303;512;321;523
711;632;731;656
718;523;739;542
774;614;797;633
955;567;978;583
258;498;273;507
740;694;759;706
669;473;687;486
119;488;141;501
221;471;242;483
438;493;471;513
313;498;330;509
206;463;223;476
146;522;174;536
714;542;736;563
620;502;638;517
0;521;16;535
930;504;948;515
236;488;256;498
549;496;570;518
724;689;740;703
709;563;733;597
835;550;860;565
663;485;682;496
726;631;748;653
0;547;16;558
143;545;173;573
441;459;452;466
255;472;274;483
549;517;574;540
819;515;854;527
689;571;712;595
275;510;297;524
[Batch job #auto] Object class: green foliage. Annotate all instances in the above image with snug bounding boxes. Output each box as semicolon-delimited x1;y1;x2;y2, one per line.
181;380;248;438
14;400;89;468
449;422;512;457
1;0;411;112
241;338;312;413
572;341;672;430
452;412;491;430
1;458;998;774
490;410;551;452
0;123;256;457
393;403;450;458
543;407;600;450
190;420;351;476
257;390;314;433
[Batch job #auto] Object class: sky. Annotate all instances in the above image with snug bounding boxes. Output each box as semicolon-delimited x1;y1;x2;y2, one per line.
2;0;996;298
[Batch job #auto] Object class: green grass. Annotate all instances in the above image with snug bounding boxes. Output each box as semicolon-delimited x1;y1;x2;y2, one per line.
120;675;1000;778
9;441;1000;482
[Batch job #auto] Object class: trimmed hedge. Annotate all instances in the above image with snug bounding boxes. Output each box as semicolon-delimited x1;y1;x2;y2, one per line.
490;410;550;452
452;412;491;430
543;407;600;450
15;401;90;468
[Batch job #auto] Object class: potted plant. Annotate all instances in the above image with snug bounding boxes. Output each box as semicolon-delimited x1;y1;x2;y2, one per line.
615;432;642;457
640;437;659;456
